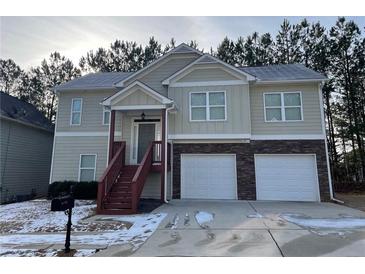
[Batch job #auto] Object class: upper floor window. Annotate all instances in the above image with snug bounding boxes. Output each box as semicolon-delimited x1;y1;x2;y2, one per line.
264;92;303;122
103;108;110;125
190;91;226;121
70;98;82;125
79;154;97;181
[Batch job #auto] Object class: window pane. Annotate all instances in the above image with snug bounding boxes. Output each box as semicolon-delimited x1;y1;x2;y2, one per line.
209;92;225;106
191;107;206;120
210;107;225;120
266;108;282;121
72;99;82;111
81;155;96;168
191;93;206;106
103;111;110;125
284;93;301;106
71;112;81;124
285;107;302;120
265;94;281;107
80;169;95;182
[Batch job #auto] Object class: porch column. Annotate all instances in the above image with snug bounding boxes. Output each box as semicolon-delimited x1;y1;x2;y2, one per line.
108;110;116;163
160;108;166;202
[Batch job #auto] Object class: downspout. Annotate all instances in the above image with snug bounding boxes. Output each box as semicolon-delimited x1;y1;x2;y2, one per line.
164;104;175;203
319;82;344;204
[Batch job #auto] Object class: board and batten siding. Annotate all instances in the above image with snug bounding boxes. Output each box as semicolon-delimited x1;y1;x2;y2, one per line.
125;53;200;96
56;89;122;132
0;119;53;203
168;84;251;135
51;136;108;182
112;88;161;106
250;83;323;135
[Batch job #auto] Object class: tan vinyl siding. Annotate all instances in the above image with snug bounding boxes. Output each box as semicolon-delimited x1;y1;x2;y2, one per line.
56;90;119;132
51;136;108;182
250;83;322;135
125;54;200;96
113;89;161;106
176;68;241;82
0;119;53;203
168;84;250;135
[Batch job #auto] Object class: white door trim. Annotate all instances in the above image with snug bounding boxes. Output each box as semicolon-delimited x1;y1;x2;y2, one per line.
130;116;161;164
254;153;321;202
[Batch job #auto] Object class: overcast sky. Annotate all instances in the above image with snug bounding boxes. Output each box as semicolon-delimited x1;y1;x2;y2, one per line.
1;16;364;69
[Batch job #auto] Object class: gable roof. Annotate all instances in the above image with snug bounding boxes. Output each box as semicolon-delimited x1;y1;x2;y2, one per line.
240;63;327;82
162;54;256;85
102;81;173;106
0;91;54;132
114;43;204;87
54;72;133;91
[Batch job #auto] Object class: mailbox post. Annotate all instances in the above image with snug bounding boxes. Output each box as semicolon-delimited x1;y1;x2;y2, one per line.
51;186;75;253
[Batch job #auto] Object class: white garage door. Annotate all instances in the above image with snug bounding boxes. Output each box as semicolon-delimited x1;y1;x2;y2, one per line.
181;154;237;199
255;155;320;202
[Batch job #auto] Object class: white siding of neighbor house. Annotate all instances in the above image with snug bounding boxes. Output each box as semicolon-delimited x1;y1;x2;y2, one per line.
250;83;323;135
125;53;201;96
168;84;251;135
51;136;108;182
0;119;53;203
112;88;162;106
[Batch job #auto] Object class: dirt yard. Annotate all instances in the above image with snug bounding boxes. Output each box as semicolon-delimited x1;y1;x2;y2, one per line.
335;193;365;212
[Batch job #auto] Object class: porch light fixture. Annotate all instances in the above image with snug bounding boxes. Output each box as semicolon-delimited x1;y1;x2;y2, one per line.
141;112;146;120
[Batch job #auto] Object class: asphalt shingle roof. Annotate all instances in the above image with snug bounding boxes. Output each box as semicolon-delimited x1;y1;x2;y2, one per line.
55;63;326;91
55;72;133;91
240;63;327;81
0;91;54;132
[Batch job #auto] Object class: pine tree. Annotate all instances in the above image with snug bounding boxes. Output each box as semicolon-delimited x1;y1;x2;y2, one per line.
0;59;22;94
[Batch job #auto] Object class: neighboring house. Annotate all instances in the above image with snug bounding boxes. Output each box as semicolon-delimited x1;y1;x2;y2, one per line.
50;43;332;214
0;92;54;204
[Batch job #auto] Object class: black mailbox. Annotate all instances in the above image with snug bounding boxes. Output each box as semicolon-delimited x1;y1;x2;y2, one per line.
51;196;74;211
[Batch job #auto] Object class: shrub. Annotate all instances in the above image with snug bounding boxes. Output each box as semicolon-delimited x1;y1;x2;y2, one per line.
48;181;98;199
333;182;365;193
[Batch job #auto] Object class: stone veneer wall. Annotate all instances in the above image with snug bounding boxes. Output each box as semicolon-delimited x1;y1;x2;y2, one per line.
172;140;331;201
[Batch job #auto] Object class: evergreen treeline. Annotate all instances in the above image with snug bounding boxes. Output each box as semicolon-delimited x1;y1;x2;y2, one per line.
0;17;364;184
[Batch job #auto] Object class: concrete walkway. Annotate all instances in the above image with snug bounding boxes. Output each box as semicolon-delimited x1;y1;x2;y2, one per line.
131;200;365;257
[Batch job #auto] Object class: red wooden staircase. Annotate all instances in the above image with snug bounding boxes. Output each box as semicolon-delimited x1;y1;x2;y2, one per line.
96;141;169;215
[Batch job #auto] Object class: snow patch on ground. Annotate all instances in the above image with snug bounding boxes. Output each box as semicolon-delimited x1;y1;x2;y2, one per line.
281;214;365;229
0;213;166;251
0;248;95;257
195;211;214;228
247;213;264;218
0;200;96;233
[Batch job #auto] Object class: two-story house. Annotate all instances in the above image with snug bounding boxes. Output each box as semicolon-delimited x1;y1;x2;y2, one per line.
50;43;332;214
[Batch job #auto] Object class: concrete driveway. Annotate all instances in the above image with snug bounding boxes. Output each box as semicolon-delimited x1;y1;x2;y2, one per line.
131;200;365;257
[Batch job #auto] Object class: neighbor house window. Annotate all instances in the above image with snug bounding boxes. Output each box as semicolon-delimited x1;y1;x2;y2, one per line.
103;108;110;125
79;154;97;181
70;98;82;125
190;91;226;121
264;92;303;122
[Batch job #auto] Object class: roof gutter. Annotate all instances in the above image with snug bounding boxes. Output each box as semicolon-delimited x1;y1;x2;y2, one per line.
54;86;117;93
253;78;327;85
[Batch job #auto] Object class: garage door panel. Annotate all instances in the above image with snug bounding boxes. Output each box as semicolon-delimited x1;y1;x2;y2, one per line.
181;154;236;199
255;155;319;202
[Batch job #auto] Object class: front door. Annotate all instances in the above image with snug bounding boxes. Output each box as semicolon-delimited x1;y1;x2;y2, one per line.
137;124;156;163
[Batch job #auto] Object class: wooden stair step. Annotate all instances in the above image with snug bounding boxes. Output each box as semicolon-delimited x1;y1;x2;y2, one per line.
109;191;132;197
107;197;132;203
104;202;132;209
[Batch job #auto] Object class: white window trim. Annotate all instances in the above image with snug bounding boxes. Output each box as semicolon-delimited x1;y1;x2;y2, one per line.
189;91;227;122
70;98;83;126
102;108;110;125
78;154;97;182
263;91;303;122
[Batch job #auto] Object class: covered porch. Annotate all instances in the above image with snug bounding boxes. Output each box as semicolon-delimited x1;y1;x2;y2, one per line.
96;81;173;214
